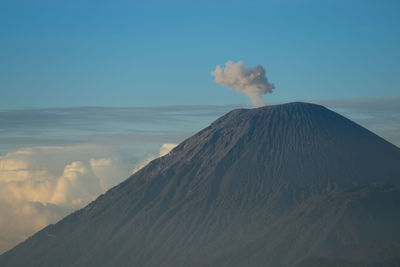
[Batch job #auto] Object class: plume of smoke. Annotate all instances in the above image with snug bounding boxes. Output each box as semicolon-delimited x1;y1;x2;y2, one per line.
211;60;275;107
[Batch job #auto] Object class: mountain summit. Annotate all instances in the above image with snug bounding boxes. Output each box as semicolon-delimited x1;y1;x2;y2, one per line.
1;102;400;266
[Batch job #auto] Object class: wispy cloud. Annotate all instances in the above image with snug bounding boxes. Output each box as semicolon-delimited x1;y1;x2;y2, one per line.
0;105;240;155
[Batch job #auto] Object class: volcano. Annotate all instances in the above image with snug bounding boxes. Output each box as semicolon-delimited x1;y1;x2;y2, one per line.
1;102;400;267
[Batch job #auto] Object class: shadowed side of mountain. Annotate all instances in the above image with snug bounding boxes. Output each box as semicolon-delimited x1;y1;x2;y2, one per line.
206;184;400;266
296;242;400;267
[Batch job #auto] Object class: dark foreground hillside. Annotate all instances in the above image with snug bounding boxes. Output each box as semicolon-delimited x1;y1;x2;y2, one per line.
1;102;400;267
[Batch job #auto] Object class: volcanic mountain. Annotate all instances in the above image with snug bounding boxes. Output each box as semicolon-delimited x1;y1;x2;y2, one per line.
1;102;400;267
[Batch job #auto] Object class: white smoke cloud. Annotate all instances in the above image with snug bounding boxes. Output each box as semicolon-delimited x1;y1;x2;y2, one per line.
211;60;275;107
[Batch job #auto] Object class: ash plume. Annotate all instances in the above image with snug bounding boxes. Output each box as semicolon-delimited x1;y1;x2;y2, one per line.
211;60;275;107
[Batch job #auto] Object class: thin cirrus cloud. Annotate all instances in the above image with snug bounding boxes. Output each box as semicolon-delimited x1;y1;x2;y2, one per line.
0;105;239;154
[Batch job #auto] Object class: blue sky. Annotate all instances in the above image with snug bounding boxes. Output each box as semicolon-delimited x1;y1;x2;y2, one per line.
1;0;399;108
0;0;399;253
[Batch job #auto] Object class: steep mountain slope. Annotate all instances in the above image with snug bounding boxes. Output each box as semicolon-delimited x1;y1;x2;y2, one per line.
1;102;399;266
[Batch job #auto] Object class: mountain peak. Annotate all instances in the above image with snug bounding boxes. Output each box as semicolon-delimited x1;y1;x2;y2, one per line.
161;102;399;190
209;101;335;131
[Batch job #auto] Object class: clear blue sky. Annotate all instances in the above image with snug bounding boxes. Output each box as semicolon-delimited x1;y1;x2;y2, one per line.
1;0;399;108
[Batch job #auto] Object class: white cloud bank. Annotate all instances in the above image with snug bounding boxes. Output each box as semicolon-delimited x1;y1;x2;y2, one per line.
0;143;176;253
211;60;275;107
